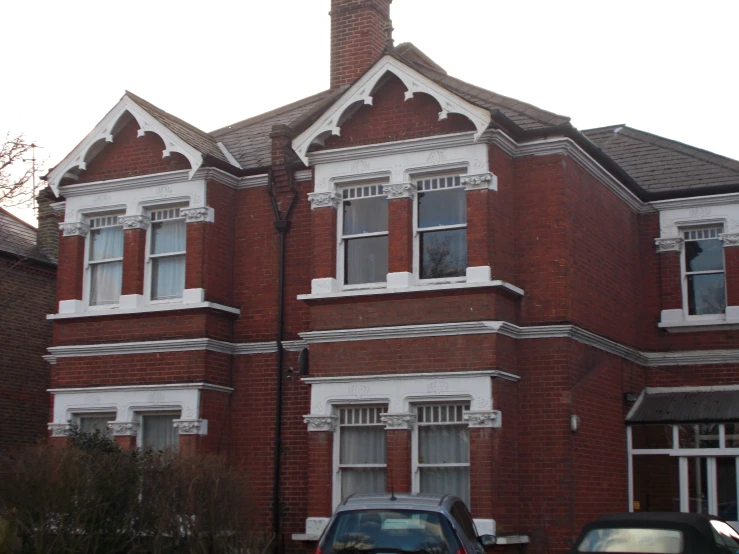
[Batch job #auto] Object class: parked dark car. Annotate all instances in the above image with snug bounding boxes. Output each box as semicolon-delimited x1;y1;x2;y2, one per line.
316;493;496;554
568;512;739;554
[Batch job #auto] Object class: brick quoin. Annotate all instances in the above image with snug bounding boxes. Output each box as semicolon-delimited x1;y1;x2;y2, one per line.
385;429;412;493
724;245;739;307
56;234;85;302
388;197;413;273
122;228;146;295
73;118;190;184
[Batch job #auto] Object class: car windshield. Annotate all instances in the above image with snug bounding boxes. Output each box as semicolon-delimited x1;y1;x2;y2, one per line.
322;509;460;554
577;528;683;553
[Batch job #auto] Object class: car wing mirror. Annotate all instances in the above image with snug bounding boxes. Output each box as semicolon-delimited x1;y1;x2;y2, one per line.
479;534;497;547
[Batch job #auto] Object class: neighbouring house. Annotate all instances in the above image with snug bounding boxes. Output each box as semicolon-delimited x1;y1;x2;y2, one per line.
0;196;57;452
41;0;739;552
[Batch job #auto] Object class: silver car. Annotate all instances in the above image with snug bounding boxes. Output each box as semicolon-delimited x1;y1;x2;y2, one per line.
316;493;496;554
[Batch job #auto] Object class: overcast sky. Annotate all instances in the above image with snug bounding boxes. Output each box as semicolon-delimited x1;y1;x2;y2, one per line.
2;0;737;223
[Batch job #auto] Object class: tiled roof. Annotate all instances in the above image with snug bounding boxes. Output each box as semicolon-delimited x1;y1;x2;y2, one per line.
212;90;340;169
125;91;232;166
0;208;56;265
583;125;739;195
394;43;571;130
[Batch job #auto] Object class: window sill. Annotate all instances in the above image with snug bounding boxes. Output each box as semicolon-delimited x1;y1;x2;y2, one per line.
47;300;240;320
297;279;524;301
659;307;739;332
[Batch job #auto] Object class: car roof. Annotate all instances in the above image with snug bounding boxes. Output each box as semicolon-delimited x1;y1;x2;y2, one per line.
587;512;723;527
337;493;459;512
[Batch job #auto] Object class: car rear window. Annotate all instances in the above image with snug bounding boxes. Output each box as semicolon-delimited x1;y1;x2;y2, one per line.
321;509;460;554
577;528;683;553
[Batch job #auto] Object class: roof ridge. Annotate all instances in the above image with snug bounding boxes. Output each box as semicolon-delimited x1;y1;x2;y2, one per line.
125;90;217;143
616;126;739;172
210;90;334;137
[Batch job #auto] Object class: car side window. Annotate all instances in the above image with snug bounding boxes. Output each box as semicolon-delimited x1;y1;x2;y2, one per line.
451;502;478;539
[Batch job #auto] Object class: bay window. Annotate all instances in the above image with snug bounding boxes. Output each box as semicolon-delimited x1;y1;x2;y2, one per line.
337;405;387;501
88;215;124;306
340;185;388;285
149;207;186;300
683;227;726;315
415;175;467;280
415;403;470;505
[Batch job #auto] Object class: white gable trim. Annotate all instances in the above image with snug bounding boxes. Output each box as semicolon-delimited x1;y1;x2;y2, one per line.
47;94;204;195
291;56;491;165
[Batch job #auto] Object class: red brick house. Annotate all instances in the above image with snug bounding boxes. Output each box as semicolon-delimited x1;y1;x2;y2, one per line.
0;201;57;451
43;0;739;551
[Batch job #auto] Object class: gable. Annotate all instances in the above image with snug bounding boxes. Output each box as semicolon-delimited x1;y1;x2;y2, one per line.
46;94;211;195
291;55;491;165
72;117;191;185
320;73;476;150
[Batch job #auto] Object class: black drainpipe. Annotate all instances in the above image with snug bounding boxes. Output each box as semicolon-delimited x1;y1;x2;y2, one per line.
267;164;298;547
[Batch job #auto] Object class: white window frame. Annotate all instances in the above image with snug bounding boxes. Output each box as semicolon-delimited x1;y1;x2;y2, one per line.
332;404;388;508
137;410;182;451
627;422;739;530
84;213;125;309
413;172;467;284
411;401;471;497
681;226;727;320
336;181;389;289
144;205;187;303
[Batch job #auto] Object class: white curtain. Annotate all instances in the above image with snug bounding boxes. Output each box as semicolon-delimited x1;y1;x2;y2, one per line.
419;425;470;504
151;220;186;299
89;227;123;305
346;236;388;284
80;415;114;435
142;414;179;451
341;426;386;499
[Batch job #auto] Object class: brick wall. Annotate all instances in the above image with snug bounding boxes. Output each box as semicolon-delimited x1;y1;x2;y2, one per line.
76;119;191;183
0;257;56;451
322;74;475;149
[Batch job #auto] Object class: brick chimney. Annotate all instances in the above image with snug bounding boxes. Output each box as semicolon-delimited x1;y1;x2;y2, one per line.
36;186;59;261
330;0;393;89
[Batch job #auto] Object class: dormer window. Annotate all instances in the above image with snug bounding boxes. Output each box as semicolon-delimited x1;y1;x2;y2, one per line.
683;227;725;315
88;214;124;306
148;207;187;300
416;175;467;280
340;184;388;285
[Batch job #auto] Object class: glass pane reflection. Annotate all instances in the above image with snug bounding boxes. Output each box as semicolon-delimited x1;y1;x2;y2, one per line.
685;239;723;272
420;229;466;279
418;188;466;228
687;273;726;315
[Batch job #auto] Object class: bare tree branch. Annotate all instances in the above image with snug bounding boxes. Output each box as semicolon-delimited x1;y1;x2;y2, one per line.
0;133;40;210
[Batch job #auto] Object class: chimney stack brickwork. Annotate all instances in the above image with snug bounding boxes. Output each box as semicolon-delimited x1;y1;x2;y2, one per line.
330;0;393;89
36;186;59;261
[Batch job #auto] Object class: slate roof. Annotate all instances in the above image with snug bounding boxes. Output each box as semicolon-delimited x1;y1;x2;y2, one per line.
627;389;739;423
125;91;232;166
0;208;56;265
212;90;342;169
583;125;739;196
394;43;571;131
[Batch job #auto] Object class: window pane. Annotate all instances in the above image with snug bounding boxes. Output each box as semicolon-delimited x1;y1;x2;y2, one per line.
341;468;386;500
685;239;723;272
577;528;683;553
90;261;122;305
142;415;179;450
343;197;388;235
687;273;726;315
687;457;709;514
152;219;186;255
152;255;186;299
419;426;469;464
632;455;679;512
420;229;467;279
345;236;388;284
341;427;386;465
420;467;470;506
726;424;739;447
90;226;123;261
79;415;114;435
717;458;738;523
418;188;466;228
630;425;673;449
